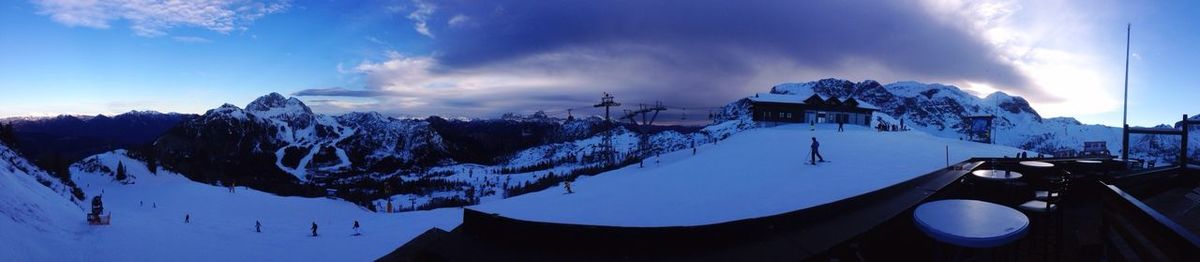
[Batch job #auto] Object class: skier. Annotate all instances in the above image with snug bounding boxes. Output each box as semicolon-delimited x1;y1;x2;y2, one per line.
255;220;262;233
810;137;825;165
184;214;190;223
353;220;360;235
837;118;844;132
564;181;573;194
311;222;318;237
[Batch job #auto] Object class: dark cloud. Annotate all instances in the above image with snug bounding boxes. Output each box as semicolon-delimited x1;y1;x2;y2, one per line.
292;87;391;97
300;0;1050;118
431;0;1035;93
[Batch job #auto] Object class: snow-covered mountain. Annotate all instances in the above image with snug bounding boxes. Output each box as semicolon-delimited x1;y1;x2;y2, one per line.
148;93;736;209
768;78;1198;163
3;110;192;177
151;93;452;202
34;81;1189;214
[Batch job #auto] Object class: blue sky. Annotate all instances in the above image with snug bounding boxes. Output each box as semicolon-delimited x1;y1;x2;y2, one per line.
0;0;1196;127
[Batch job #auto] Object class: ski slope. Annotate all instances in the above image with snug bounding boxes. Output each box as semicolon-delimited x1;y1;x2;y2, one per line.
6;123;1034;260
0;143;86;261
474;124;1030;227
7;150;461;262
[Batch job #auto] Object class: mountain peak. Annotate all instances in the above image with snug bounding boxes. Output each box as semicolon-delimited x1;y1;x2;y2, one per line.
984;91;1013;100
245;93;312;115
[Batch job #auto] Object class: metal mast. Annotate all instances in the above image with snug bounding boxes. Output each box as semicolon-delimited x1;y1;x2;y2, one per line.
593;93;621;166
1122;24;1132;162
1123;23;1131;129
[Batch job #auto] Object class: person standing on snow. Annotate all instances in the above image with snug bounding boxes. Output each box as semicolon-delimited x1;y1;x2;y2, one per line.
564;181;574;194
353;220;360;235
810;137;825;165
184;214;190;223
311;222;319;237
255;220;262;233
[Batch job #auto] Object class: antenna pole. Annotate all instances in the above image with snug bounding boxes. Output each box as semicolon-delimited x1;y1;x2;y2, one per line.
1123;23;1131;129
1122;24;1132;163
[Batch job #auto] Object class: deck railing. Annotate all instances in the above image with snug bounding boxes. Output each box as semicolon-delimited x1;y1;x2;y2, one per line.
1099;181;1200;261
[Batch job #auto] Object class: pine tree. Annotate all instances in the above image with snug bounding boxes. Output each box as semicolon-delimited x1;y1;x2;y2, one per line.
115;161;127;181
0;123;16;146
142;144;158;174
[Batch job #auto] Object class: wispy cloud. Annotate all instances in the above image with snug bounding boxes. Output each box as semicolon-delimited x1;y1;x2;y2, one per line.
171;36;212;43
32;0;290;37
406;0;435;38
447;14;471;28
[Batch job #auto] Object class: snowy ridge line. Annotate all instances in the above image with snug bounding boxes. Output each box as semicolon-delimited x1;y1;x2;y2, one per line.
389;159;986;260
767;78;1198;164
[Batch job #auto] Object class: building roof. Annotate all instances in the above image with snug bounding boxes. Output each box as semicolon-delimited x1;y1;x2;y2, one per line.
855;100;881;110
748;93;816;104
748;93;878;110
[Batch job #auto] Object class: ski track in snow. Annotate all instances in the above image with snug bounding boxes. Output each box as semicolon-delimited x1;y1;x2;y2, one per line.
270;115;356;181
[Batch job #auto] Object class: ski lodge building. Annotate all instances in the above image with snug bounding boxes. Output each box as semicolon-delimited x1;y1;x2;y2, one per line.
747;93;878;125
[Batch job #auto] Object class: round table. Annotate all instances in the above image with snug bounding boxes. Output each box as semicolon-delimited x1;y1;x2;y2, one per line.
1019;161;1054;168
914;199;1030;248
971;169;1023;181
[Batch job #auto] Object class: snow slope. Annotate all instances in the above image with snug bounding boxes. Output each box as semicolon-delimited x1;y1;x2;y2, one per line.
0;150;463;261
0;143;84;261
474;124;1029;227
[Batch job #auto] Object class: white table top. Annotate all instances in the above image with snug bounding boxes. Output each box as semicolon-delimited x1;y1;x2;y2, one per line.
971;169;1023;180
913;199;1030;248
1019;161;1054;168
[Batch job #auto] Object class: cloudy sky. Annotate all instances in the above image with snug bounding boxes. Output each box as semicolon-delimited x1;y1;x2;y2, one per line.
0;0;1195;126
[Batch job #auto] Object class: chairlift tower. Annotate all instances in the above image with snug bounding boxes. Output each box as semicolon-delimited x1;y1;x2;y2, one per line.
621;101;668;158
594;93;621;166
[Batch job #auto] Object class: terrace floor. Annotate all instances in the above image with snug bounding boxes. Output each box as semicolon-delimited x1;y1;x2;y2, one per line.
1141;181;1200;235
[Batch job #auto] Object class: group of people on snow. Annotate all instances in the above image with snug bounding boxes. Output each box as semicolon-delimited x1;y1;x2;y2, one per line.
177;212;361;237
874;117;906;132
